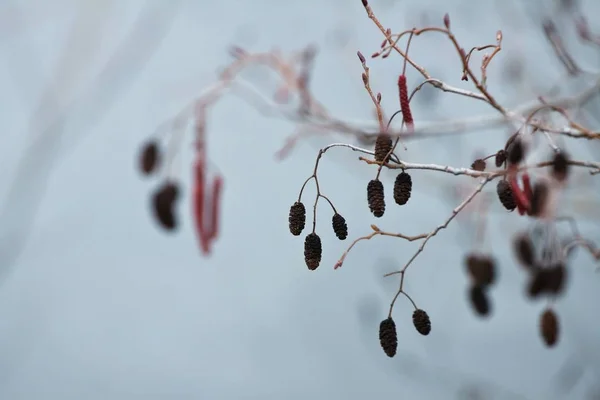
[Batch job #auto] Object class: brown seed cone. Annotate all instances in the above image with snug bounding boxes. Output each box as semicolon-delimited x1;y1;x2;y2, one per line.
140;141;160;175
495;150;507;167
551;151;569;182
540;308;559;347
514;233;535;269
151;181;179;231
332;213;348;240
465;254;496;287
374;134;393;163
546;263;567;295
412;309;431;336
367;179;386;218
304;233;322;270
471;159;486;172
469;285;491;317
527;267;549;299
529;182;549;217
379;317;398;357
393;172;412;205
288;202;306;236
507;137;525;165
496;180;516;211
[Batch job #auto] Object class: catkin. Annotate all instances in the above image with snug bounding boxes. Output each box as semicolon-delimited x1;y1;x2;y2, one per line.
540;308;559;347
331;213;348;240
398;75;414;126
304;233;322;270
288;202;306;236
412;309;431;336
496;180;516;211
367;179;386;217
393;172;412;205
152;181;179;231
374;134;393;163
379;317;398;357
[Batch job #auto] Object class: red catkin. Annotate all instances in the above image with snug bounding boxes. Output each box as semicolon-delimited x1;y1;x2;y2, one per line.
208;175;223;242
398;75;414;129
509;175;530;215
193;156;211;255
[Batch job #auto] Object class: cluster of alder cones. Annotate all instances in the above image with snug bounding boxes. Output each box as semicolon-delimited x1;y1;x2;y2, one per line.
287;136;414;271
379;309;431;358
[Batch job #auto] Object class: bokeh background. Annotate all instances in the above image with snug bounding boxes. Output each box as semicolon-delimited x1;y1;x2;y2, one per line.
1;0;600;399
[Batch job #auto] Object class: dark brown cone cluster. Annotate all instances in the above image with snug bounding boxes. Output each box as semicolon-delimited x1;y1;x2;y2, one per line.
529;182;549;217
140;140;160;176
412;309;431;336
332;213;348;240
152;181;180;231
304;233;322;270
393;172;412;205
495;150;507;167
471;159;486;172
379;317;398;357
497;180;516;211
288;202;306;236
551;151;569;182
367;179;386;218
514;233;535;269
469;285;491;317
540;308;559;347
527;263;567;299
374;134;393;163
465;253;497;287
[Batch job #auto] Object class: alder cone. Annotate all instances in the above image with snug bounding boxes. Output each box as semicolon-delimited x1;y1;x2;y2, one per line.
304;233;322;270
469;285;491;317
412;309;431;336
551;151;569;182
507;138;525;165
151;181;179;231
529;182;549;217
471;159;486;172
546;263;567;295
495;150;507;167
465;254;496;287
527;268;548;299
393;172;412;205
367;179;386;218
540;308;559;347
379;317;398;357
331;213;348;240
288;202;306;236
374;134;393;163
496;180;516;211
514;233;535;268
140;140;160;175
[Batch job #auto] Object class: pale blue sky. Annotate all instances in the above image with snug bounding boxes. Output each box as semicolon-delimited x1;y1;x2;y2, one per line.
1;1;600;399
